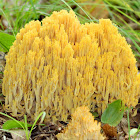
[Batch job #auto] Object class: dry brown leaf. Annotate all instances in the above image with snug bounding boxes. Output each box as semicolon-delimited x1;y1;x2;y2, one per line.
79;0;109;19
131;113;140;127
120;118;128;135
102;124;117;138
10;130;29;140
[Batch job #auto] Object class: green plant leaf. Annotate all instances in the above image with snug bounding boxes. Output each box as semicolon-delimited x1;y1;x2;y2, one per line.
0;32;15;52
2;120;32;130
28;112;46;138
91;111;99;118
101;99;125;126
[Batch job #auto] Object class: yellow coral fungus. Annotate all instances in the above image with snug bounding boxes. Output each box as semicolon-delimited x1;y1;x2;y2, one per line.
2;10;140;122
56;106;105;140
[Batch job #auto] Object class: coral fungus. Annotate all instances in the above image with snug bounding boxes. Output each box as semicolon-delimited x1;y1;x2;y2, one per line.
2;10;140;122
56;106;105;140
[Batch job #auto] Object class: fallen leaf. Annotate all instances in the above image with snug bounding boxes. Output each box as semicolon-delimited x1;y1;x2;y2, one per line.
120;118;128;135
102;124;117;138
79;0;109;19
130;128;138;136
10;129;29;140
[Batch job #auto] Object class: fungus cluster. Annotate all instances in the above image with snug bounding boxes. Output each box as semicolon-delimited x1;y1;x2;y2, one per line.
56;106;105;140
2;10;140;122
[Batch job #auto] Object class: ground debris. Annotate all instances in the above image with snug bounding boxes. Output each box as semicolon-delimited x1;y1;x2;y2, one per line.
0;121;66;140
31;121;66;140
102;124;117;139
